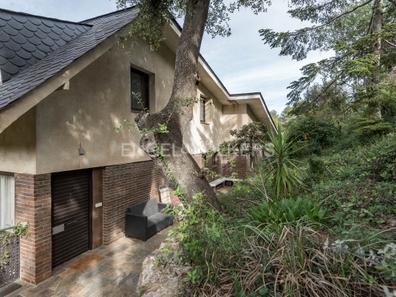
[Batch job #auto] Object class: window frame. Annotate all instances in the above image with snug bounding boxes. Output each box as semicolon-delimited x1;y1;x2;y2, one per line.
0;172;15;230
130;67;150;113
200;96;207;124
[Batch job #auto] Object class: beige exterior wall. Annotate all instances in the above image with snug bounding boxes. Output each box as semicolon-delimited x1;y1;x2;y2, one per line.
0;109;36;174
35;38;175;174
0;37;258;174
185;88;255;155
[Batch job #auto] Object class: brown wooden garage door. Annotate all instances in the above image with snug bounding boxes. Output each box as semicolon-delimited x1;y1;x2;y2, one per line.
52;170;91;268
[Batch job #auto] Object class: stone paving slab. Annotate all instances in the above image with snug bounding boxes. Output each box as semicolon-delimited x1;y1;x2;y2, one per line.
7;229;170;297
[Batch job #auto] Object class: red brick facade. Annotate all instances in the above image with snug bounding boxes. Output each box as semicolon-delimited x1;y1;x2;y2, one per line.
15;174;52;284
13;161;165;284
102;160;166;244
193;153;251;180
219;155;251;179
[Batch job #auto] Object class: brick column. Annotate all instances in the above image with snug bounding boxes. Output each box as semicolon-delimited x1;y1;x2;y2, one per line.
15;174;52;284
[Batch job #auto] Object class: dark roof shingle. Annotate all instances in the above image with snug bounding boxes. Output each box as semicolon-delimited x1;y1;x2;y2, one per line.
0;7;137;110
0;9;91;82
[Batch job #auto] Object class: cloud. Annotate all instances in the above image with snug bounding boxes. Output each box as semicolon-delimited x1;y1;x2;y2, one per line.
0;0;331;112
0;0;116;21
200;2;332;112
223;51;329;90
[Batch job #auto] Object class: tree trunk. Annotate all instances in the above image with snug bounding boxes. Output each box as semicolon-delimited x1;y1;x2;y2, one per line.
137;0;219;207
371;0;383;78
368;0;384;117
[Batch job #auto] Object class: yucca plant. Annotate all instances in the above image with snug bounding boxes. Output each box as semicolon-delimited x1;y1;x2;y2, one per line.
264;125;304;200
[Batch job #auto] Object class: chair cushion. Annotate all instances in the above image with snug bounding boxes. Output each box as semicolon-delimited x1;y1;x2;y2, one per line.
127;200;160;217
147;213;173;232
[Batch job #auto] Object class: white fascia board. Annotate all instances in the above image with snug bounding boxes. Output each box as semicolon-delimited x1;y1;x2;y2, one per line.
166;20;278;131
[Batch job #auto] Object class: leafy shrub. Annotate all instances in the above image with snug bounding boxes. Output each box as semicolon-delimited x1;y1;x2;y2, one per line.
176;134;396;297
173;193;243;286
366;136;396;182
347;117;393;140
0;222;28;268
249;197;328;227
305;134;396;230
287;116;339;155
305;154;329;183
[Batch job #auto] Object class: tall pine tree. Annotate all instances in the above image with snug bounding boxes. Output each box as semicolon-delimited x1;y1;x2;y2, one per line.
261;0;396;117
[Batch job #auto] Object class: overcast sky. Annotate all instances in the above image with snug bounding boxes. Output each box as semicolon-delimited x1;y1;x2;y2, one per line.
0;0;326;113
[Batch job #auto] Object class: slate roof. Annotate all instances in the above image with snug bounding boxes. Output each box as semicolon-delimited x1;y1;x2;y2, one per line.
0;7;138;110
0;9;91;82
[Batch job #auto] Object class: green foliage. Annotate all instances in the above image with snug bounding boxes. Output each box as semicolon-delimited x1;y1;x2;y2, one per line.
157;123;169;134
176;132;396;297
304;134;396;231
118;0;171;49
249;197;328;227
306;155;329;182
173;193;243;286
369;140;396;182
348;117;394;140
178;196;395;296
117;0;271;48
260;0;396;118
263;125;304;199
228;122;269;154
289;83;349;116
0;222;28;268
287;116;339;155
240;224;396;297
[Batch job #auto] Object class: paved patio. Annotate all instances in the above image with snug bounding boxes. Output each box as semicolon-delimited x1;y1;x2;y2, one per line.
8;229;170;297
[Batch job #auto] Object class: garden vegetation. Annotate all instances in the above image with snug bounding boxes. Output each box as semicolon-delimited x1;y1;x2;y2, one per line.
166;126;396;297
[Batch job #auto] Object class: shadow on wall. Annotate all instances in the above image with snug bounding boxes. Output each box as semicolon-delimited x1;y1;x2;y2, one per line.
36;68;148;174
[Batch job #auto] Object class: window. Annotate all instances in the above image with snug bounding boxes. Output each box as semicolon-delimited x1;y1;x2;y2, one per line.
200;97;207;123
212;152;219;166
0;174;15;229
200;96;213;123
131;68;150;112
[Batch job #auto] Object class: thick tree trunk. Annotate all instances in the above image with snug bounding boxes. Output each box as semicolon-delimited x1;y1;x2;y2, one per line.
137;0;219;207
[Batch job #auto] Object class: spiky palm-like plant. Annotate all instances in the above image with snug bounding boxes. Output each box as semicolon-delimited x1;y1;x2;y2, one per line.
266;125;304;200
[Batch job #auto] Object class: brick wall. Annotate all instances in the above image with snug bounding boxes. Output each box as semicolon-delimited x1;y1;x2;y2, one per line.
193;153;251;180
219;155;250;179
15;174;52;284
102;161;166;244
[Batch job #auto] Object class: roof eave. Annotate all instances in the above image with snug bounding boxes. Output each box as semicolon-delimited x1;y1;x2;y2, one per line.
168;19;277;131
230;93;277;132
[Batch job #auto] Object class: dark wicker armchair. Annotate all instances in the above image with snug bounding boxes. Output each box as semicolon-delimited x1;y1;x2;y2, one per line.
125;200;173;241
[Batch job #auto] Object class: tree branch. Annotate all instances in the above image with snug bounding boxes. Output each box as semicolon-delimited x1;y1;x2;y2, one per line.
384;39;396;47
310;77;340;105
296;0;374;33
367;9;374;34
389;0;396;7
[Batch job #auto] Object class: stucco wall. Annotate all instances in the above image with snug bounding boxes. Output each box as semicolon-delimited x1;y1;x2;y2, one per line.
0;109;36;174
35;38;175;174
185;86;255;155
0;37;257;174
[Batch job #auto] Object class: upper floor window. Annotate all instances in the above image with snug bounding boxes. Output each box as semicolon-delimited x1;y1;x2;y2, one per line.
200;97;207;123
200;96;213;123
0;174;15;229
131;68;150;112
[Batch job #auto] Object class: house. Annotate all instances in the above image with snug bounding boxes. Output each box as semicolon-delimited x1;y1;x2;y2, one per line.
0;7;276;285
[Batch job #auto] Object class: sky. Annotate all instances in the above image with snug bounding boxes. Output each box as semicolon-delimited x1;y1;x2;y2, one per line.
0;0;327;113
